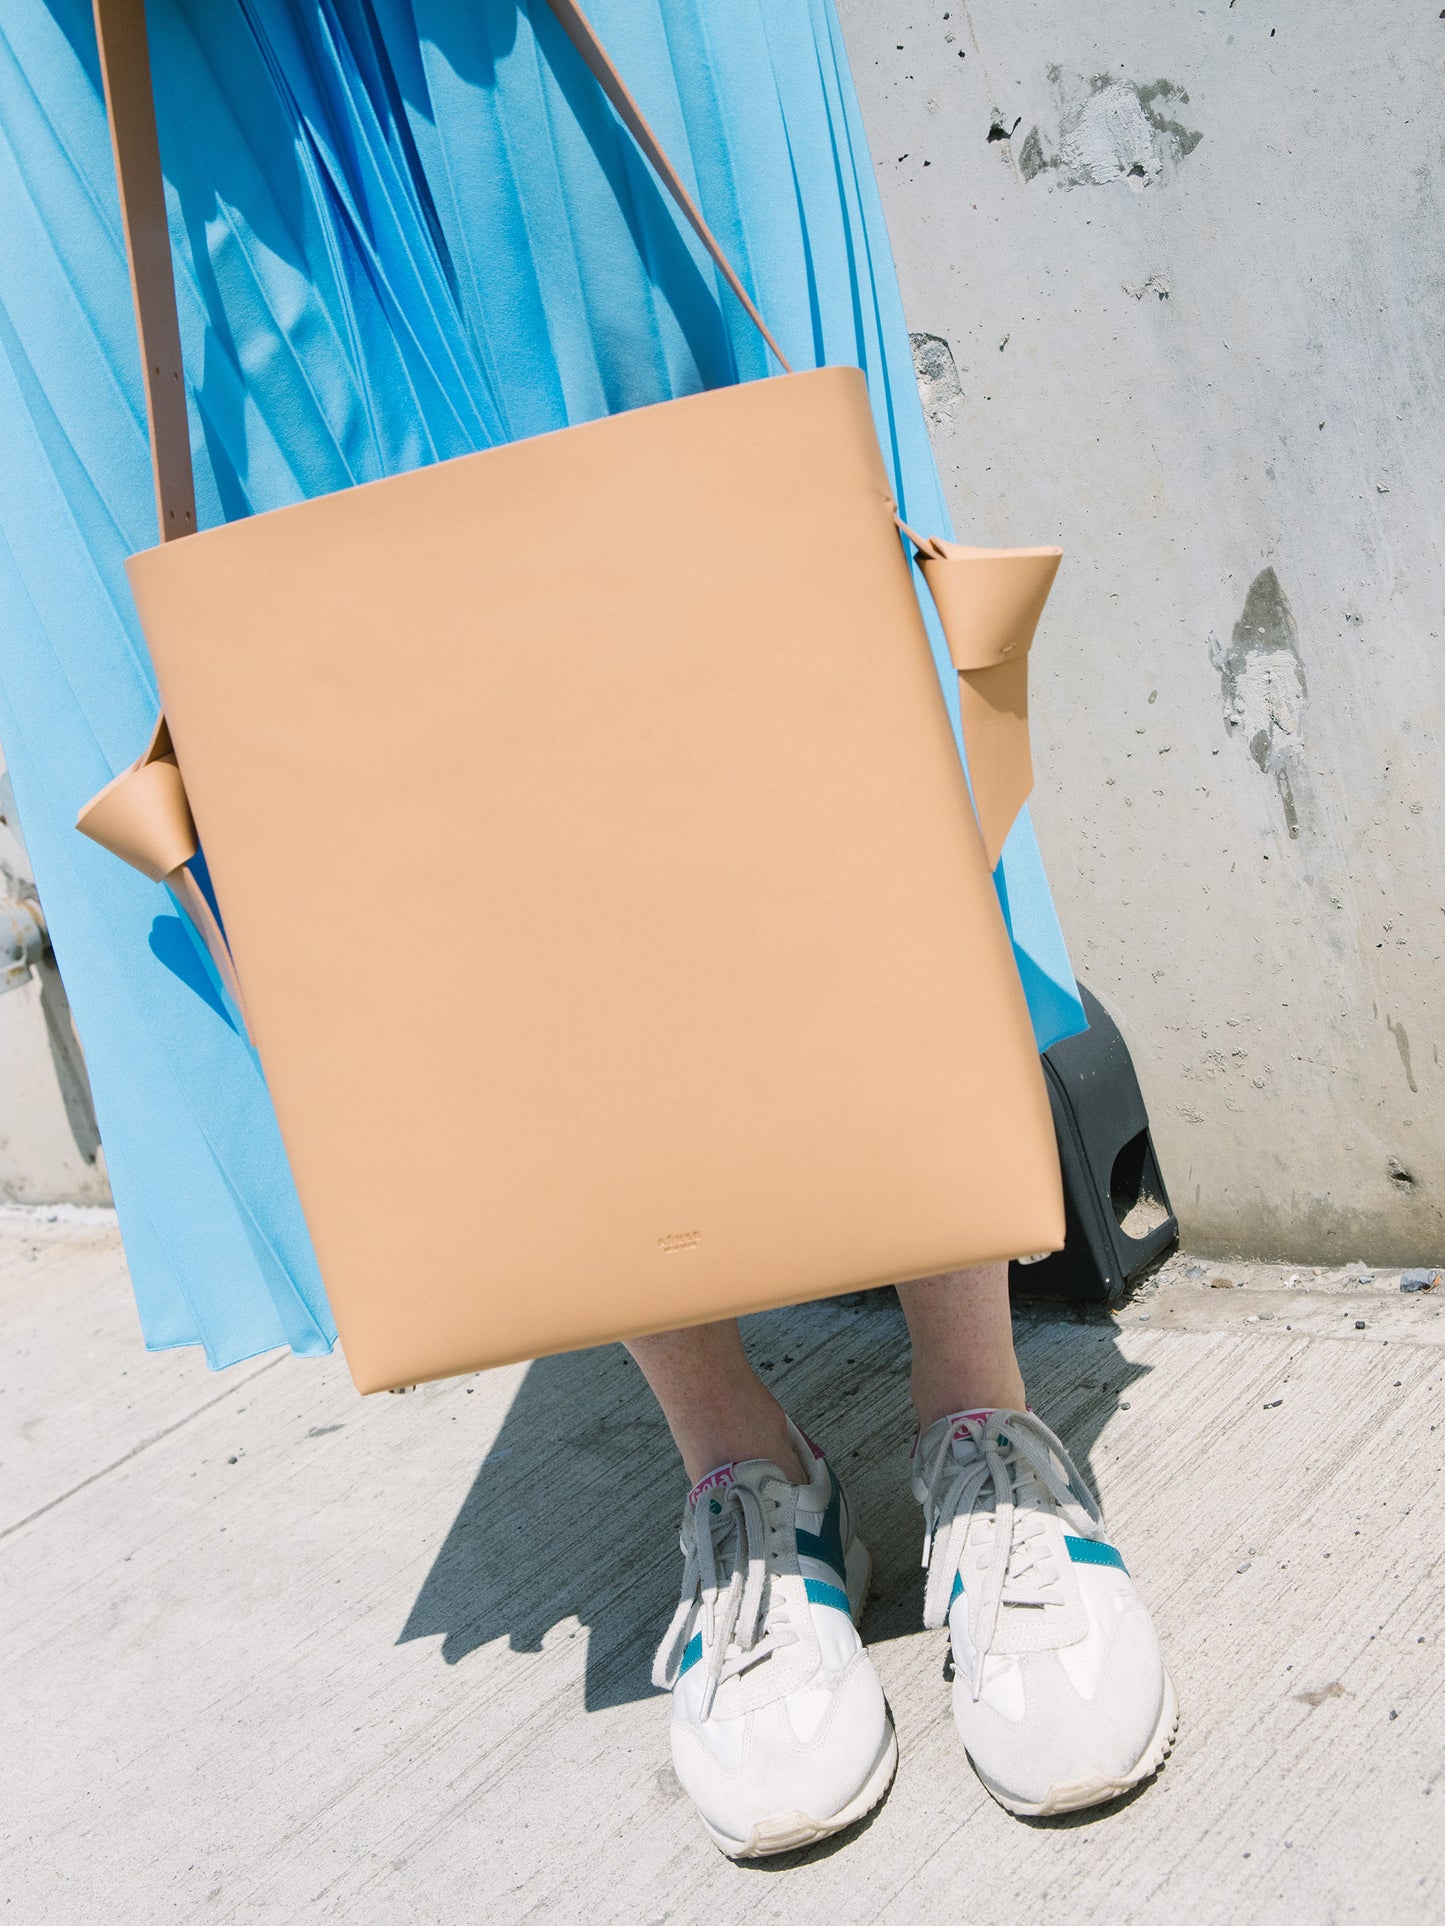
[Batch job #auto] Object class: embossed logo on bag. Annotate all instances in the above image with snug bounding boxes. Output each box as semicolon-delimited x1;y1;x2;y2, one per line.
658;1231;702;1253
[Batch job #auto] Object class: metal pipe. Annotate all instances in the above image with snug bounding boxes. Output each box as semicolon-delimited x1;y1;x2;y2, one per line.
0;897;47;994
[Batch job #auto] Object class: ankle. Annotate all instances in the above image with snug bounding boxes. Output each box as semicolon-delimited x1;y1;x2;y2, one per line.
910;1369;1027;1434
674;1397;807;1488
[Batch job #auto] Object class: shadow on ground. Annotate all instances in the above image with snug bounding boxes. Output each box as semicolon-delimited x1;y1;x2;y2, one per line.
398;1288;1148;1709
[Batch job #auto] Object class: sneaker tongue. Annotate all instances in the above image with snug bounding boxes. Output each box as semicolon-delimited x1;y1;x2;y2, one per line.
689;1452;803;1509
944;1409;994;1458
687;1463;737;1508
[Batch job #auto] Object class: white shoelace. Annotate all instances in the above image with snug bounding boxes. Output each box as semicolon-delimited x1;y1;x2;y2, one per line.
915;1409;1104;1701
651;1479;799;1719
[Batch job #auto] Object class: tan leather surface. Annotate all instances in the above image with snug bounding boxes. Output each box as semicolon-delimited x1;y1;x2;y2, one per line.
91;0;195;543
75;715;198;883
75;715;250;1022
127;368;1063;1390
919;543;1062;669
86;0;1056;880
919;544;1063;867
87;0;1066;1390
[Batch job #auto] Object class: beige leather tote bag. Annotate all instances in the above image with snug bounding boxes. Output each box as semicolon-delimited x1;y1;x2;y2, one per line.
80;0;1066;1391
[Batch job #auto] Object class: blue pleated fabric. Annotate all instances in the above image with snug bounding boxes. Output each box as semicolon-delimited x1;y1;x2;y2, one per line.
0;0;1083;1368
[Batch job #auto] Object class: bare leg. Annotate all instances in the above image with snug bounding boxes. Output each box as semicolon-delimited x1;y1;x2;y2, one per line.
896;1263;1026;1430
629;1265;1020;1481
626;1320;806;1485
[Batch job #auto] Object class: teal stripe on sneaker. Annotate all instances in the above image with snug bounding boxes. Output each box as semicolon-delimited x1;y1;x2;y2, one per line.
950;1570;964;1605
1065;1535;1128;1572
795;1474;847;1585
804;1577;852;1615
677;1631;703;1677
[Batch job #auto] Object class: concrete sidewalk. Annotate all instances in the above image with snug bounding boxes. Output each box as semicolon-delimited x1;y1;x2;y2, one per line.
2;1211;1441;1924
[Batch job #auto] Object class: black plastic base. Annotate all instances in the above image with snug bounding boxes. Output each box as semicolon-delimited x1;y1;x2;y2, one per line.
1011;983;1178;1306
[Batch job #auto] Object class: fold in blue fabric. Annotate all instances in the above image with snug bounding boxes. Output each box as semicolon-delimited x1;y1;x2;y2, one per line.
0;0;1084;1368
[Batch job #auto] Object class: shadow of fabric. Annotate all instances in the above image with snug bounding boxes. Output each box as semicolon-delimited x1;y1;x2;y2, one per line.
148;912;237;1029
400;1289;1149;1709
416;0;747;399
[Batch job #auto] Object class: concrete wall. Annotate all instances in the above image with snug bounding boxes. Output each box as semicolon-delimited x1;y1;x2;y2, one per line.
0;756;109;1205
836;0;1444;1262
2;1;1441;1256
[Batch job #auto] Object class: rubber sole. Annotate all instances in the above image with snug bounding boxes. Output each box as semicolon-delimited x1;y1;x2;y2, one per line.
702;1536;898;1860
970;1669;1181;1819
703;1720;899;1860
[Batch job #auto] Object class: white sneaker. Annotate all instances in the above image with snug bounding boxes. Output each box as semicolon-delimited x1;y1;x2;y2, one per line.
912;1407;1178;1817
652;1419;897;1857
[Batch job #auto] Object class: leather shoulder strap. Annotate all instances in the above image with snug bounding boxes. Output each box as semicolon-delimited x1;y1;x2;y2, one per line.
92;0;196;543
544;2;792;375
91;0;791;544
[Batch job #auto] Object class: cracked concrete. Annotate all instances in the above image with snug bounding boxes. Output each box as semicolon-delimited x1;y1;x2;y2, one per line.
842;0;1445;1262
2;1213;1441;1923
1019;73;1204;190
